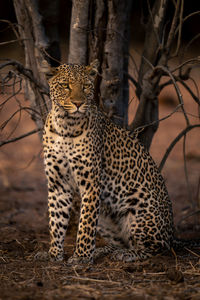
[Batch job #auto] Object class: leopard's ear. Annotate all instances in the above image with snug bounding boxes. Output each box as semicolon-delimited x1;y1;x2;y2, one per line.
86;59;99;77
46;67;60;81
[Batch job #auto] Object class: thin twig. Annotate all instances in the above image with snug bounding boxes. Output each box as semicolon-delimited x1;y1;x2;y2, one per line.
185;247;200;258
0;59;49;94
166;0;180;52
0;128;42;147
134;103;182;133
172;0;184;57
0;19;21;41
159;124;200;171
171;58;200;73
0;39;28;46
67;275;121;285
183;11;200;23
183;134;193;205
0;106;41;131
181;33;200;61
176;76;200;106
171;247;178;270
153;65;190;125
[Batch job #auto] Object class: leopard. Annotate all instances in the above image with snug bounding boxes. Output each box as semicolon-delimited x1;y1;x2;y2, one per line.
42;59;194;264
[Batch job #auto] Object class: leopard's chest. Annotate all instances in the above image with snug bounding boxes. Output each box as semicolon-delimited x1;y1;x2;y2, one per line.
51;132;101;183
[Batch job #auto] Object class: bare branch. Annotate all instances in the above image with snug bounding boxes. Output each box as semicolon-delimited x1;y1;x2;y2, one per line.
171;58;200;73
0;60;49;94
181;33;200;60
132;103;183;133
0;107;41;132
166;0;180;52
172;0;184;57
126;73;139;90
176;76;200;107
159;72;200;109
182;11;200;23
0;19;21;41
183;134;193;205
153;65;190;125
0;128;42;147
159;124;200;171
0;39;28;46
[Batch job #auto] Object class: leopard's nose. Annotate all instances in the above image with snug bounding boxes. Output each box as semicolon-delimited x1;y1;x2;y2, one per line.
76;102;82;108
73;101;82;108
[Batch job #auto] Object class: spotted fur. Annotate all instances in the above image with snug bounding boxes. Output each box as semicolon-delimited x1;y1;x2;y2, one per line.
43;60;174;263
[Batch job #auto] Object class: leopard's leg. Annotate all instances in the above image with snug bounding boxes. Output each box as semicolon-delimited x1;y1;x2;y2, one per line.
97;214;127;247
68;182;101;264
41;144;76;261
109;211;155;262
48;181;74;261
35;178;74;262
109;209;171;262
93;214;128;260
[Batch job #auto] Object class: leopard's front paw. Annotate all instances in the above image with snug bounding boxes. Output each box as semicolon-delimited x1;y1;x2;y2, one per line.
34;249;64;262
67;253;93;265
49;247;64;261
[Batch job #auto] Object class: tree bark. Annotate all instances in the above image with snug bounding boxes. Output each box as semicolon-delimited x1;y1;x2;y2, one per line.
13;0;50;130
99;0;132;126
68;0;132;126
129;0;169;149
68;0;90;64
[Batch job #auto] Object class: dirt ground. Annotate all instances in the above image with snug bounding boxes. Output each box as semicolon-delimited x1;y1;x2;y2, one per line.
1;47;200;299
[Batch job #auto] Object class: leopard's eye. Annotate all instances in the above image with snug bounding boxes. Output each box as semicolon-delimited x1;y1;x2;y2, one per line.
59;82;69;89
84;87;91;94
84;83;92;91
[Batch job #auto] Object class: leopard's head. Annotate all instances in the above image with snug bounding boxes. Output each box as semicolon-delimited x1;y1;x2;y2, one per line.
49;60;99;115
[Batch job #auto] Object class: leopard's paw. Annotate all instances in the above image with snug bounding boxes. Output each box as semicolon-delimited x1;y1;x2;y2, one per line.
111;249;137;262
49;247;64;261
93;245;114;260
67;253;93;265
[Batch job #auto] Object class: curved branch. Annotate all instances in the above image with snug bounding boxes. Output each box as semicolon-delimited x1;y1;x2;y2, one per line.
154;65;190;125
176;76;200;106
159;124;200;171
0;128;42;147
0;107;41;131
132;103;182;133
171;58;200;73
183;11;200;23
126;73;139;90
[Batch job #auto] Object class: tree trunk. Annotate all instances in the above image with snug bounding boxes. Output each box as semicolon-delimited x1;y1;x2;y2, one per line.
13;0;50;130
68;0;90;64
129;0;169;149
99;0;132;126
68;0;132;126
